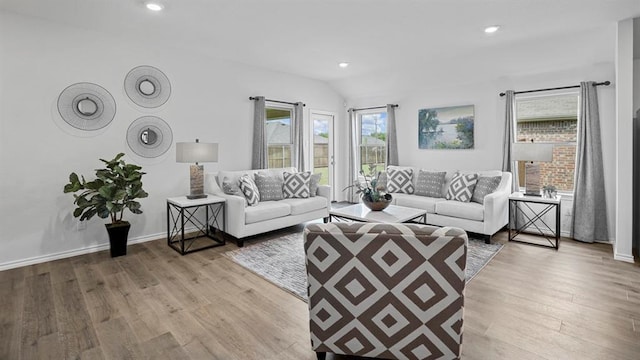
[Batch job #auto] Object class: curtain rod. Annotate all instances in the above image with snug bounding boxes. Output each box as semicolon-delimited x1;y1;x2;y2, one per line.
249;96;305;107
349;104;399;112
499;81;610;97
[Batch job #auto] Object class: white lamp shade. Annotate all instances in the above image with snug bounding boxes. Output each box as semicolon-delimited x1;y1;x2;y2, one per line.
176;141;218;163
512;143;553;162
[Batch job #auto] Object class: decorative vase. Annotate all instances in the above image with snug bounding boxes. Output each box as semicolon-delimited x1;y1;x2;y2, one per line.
105;221;131;257
362;194;392;211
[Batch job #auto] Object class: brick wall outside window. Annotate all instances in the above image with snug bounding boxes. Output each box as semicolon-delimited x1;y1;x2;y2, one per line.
517;119;577;191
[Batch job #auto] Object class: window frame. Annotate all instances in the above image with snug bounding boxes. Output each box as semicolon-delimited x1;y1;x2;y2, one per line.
514;91;580;195
356;109;388;175
265;102;295;169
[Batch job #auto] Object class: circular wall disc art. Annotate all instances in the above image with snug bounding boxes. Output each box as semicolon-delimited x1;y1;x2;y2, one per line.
127;116;173;158
57;82;116;131
124;65;171;108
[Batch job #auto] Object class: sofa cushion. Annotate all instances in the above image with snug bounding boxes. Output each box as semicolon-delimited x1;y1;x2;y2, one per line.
471;176;502;204
445;173;478;202
393;193;442;213
281;197;328;215
387;167;414;194
254;172;284;201
239;174;260;206
415;170;446;198
283;171;311;198
435;200;484;221
245;201;291;224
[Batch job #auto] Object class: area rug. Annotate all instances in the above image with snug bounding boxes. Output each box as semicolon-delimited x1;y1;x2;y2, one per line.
224;232;503;301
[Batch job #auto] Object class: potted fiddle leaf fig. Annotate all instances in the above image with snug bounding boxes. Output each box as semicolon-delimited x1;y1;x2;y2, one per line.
63;153;148;257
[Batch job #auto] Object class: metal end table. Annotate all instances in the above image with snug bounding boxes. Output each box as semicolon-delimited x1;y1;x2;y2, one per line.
508;192;561;249
167;195;225;255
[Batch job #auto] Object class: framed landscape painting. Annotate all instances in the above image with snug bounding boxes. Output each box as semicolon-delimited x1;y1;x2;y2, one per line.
418;105;474;149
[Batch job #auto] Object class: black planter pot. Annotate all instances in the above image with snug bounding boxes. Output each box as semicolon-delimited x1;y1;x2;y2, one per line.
105;221;131;257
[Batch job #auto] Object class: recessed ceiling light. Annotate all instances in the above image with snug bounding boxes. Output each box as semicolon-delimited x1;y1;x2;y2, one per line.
146;2;164;11
338;62;349;68
484;25;500;34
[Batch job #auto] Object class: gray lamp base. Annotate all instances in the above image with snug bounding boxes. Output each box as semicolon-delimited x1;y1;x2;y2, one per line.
187;164;207;199
524;162;542;196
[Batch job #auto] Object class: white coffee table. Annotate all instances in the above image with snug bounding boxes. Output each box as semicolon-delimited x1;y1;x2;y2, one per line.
329;203;427;224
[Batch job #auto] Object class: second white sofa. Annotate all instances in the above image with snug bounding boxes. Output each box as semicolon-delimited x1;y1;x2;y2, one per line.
382;166;512;242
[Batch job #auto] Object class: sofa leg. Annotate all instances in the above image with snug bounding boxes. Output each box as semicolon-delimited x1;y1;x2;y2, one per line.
315;352;326;360
323;217;330;223
484;234;492;244
236;238;244;247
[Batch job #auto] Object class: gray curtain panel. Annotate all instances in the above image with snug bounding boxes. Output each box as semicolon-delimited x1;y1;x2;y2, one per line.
251;96;267;169
347;109;359;203
386;104;399;166
571;82;608;242
502;90;520;193
293;102;305;171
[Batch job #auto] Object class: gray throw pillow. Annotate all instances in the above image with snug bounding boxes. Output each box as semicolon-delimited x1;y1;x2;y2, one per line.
309;173;322;197
283;171;311;198
471;176;502;204
254;172;284;201
386;168;414;194
445;173;479;202
238;174;260;206
222;177;242;196
415;170;446;198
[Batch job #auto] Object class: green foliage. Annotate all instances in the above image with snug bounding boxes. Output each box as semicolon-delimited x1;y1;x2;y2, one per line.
418;109;440;132
369;132;387;142
418;109;440;148
454;116;474;148
317;132;329;138
63;153;148;224
343;164;390;203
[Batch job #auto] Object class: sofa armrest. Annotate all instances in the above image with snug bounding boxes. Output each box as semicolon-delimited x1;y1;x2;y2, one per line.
213;193;246;237
317;185;331;211
483;188;510;235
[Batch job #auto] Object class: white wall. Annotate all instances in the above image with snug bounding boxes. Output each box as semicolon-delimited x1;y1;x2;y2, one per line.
615;18;635;262
0;12;344;268
345;64;618;242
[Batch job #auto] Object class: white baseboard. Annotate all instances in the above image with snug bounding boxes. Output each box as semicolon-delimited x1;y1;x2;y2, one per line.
613;252;635;263
0;232;165;272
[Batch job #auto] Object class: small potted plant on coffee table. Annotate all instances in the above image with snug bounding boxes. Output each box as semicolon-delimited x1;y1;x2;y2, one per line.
63;153;148;257
344;164;392;211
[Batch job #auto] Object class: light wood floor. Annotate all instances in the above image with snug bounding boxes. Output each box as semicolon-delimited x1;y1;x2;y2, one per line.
1;226;639;360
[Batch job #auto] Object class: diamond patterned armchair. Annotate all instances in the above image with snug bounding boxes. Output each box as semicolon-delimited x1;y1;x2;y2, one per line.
303;222;468;360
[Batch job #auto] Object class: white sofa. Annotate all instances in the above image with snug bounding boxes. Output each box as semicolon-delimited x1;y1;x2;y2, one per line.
384;167;512;242
205;167;330;247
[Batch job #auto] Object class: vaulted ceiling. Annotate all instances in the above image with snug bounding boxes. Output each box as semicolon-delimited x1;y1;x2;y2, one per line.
2;0;639;98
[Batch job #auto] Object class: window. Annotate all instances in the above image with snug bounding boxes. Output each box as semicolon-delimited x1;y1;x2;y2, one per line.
266;105;293;168
358;111;387;174
515;93;579;192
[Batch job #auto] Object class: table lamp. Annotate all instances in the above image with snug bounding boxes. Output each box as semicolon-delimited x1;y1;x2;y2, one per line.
512;142;553;196
176;139;218;199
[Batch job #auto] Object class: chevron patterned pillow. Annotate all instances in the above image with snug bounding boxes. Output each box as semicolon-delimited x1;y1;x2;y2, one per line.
283;171;311;198
238;174;260;206
386;168;414;194
446;173;479;202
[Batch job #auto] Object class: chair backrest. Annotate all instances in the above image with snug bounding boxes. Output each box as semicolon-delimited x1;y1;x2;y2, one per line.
304;222;467;360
